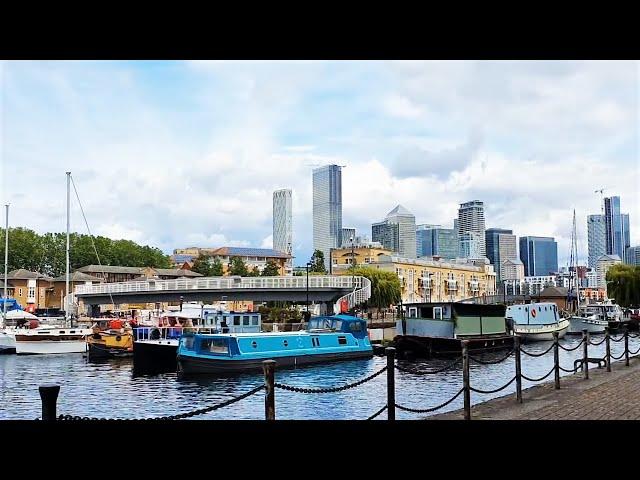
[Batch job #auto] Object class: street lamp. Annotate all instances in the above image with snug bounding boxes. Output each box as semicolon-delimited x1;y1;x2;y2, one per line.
305;261;312;319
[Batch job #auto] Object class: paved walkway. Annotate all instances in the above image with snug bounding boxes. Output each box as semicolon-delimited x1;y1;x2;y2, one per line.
429;356;640;420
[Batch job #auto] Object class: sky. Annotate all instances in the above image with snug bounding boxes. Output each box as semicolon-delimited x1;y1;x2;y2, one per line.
1;60;638;269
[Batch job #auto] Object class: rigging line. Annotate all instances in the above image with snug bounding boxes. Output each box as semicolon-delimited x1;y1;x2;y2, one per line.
69;174;116;309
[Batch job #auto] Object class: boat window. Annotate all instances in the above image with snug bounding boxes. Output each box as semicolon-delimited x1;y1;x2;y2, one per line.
251;341;257;348
409;307;417;318
181;336;194;350
243;316;250;326
350;322;362;332
252;316;259;326
338;336;347;345
59;331;65;334
283;340;288;347
200;339;228;354
234;315;241;326
433;307;443;320
333;320;343;330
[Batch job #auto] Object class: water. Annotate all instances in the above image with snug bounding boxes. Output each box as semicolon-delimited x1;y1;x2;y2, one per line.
1;334;638;420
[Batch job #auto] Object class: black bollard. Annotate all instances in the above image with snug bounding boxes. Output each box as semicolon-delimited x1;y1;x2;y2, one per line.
462;341;470;420
625;327;630;367
39;384;60;421
262;360;276;421
553;331;560;390
514;335;522;403
582;330;589;380
605;328;611;373
386;347;396;421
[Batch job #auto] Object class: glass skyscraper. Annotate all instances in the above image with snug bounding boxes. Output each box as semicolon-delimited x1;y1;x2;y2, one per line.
519;236;558;276
457;200;486;257
587;214;606;268
312;165;342;271
416;225;457;259
485;228;517;282
604;196;631;261
372;205;416;258
272;189;292;273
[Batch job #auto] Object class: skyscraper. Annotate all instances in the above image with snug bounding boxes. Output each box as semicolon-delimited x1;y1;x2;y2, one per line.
312;165;342;271
272;189;292;274
416;225;458;259
604;196;631;261
485;228;517;282
457;200;486;257
519;236;558;276
341;228;356;247
459;232;483;259
371;205;416;258
626;246;640;266
587;214;606;268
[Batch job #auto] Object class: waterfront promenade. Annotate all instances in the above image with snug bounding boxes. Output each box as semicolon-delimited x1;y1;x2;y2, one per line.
429;356;640;420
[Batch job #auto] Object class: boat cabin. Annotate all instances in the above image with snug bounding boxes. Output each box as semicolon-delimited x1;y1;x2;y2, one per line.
506;302;559;326
400;302;508;339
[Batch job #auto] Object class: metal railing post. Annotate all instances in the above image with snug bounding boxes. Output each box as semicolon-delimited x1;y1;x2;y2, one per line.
624;327;630;367
39;384;60;421
514;335;522;403
605;328;611;372
462;341;471;420
582;330;589;379
262;360;276;420
553;331;560;389
386;347;396;421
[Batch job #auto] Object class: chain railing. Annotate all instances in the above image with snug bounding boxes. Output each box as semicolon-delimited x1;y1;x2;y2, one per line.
37;326;640;421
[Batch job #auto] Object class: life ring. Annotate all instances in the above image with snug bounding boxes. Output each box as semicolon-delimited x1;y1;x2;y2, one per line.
150;328;161;340
531;308;537;318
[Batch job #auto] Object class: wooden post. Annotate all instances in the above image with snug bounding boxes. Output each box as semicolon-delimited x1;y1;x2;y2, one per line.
605;328;611;373
462;341;471;420
553;331;560;390
582;330;589;380
386;347;396;421
514;335;522;403
39;384;60;421
624;327;630;367
262;360;276;421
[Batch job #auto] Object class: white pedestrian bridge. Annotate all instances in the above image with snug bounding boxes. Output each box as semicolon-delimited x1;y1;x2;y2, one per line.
74;275;371;313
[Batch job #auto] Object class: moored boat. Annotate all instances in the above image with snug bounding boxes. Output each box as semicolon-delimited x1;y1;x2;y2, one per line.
15;326;91;354
87;319;134;358
506;302;569;341
176;314;372;375
393;302;513;359
567;305;608;335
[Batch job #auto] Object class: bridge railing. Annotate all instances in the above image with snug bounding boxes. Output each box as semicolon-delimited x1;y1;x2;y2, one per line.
75;275;367;296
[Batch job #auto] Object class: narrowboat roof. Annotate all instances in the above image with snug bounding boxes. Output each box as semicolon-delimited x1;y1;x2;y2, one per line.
405;302;506;317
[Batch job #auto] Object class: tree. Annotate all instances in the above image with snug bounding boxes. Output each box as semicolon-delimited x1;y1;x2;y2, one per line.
228;257;249;276
191;255;214;276
248;266;261;277
309;249;327;274
606;264;640;307
210;257;224;276
351;266;402;318
261;259;280;276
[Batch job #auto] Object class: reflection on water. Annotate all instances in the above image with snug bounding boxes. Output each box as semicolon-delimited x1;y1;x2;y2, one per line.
1;333;638;420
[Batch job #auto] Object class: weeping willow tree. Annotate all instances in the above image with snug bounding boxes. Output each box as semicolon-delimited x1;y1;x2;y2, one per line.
350;266;402;318
606;264;640;307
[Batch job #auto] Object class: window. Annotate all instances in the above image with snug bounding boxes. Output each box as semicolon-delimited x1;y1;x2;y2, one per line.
252;316;259;326
19;288;23;297
181;336;194;350
200;338;228;354
350;322;362;332
233;315;241;326
333;320;342;330
243;316;250;326
283;340;289;347
338;336;347;345
433;307;443;320
409;307;418;318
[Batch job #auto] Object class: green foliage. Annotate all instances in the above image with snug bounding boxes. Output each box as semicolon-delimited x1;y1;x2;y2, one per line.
248;266;261;277
309;249;327;274
191;255;214;276
210;258;224;276
228;256;249;276
351;266;402;310
606;264;640;307
0;227;171;277
261;259;280;276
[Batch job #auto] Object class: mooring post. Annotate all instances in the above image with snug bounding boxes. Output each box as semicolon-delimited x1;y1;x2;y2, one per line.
462;340;471;420
514;335;523;403
605;328;611;373
386;347;396;421
582;330;589;380
553;331;560;389
39;384;60;421
624;327;630;367
262;360;276;421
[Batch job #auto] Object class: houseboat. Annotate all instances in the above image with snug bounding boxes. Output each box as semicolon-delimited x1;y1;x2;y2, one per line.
133;310;261;374
393;302;513;359
567;305;608;335
87;319;134;359
176;314;372;375
506;302;569;341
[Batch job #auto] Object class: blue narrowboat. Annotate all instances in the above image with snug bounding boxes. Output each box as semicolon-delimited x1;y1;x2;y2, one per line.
176;314;373;374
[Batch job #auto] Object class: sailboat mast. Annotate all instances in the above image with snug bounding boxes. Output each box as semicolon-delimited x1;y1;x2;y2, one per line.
3;204;8;324
572;209;580;311
66;172;71;323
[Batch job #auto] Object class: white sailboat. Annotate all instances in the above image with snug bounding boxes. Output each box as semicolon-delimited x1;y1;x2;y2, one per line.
14;172;91;354
1;204;16;353
567;209;608;334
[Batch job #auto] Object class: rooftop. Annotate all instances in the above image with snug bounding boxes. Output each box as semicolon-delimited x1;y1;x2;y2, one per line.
6;269;53;280
51;271;105;282
212;247;291;258
386;204;414;218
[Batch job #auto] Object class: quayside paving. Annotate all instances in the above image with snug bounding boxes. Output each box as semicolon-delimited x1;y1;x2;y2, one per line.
428;356;640;420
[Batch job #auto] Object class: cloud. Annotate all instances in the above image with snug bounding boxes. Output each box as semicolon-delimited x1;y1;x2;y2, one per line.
383;94;424;119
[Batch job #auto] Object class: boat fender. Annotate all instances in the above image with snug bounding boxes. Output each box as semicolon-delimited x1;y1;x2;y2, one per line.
116;335;122;342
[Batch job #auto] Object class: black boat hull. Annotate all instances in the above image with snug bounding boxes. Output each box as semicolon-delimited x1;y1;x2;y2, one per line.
133;341;178;374
393;334;514;359
177;350;373;375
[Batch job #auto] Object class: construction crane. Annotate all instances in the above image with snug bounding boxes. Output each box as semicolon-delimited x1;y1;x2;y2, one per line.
305;163;347;168
594;187;608;214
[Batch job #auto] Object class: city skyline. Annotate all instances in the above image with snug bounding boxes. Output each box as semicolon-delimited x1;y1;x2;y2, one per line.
1;60;638;270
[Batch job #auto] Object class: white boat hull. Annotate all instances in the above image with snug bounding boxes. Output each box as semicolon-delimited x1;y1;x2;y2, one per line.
16;339;88;355
513;319;570;342
567;316;608;335
0;331;16;353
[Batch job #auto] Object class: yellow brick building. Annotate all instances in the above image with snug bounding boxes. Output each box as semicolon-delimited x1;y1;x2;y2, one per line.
331;248;496;303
